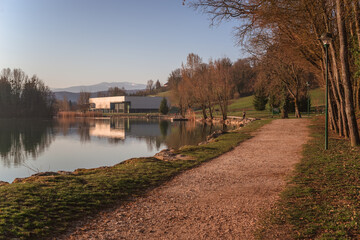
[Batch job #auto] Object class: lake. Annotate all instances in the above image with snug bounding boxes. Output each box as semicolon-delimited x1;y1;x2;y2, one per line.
0;118;225;183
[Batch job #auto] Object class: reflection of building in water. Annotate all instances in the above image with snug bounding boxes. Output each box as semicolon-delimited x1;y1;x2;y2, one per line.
88;119;167;141
89;120;127;140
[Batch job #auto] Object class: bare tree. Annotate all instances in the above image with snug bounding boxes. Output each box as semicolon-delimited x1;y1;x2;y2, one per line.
181;53;206;119
58;96;70;111
186;0;360;145
336;0;360;146
108;87;126;96
77;91;91;113
232;58;256;97
211;58;235;120
0;68;55;118
167;69;182;89
146;80;154;94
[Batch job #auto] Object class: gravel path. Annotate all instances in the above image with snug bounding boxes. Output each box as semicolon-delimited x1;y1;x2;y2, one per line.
59;119;310;240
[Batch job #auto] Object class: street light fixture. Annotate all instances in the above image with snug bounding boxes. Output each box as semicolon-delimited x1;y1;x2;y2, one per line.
320;32;333;150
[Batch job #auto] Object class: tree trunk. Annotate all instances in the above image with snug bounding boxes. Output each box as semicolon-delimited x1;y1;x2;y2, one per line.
357;84;360;111
222;105;227;120
329;44;349;137
329;73;341;134
352;1;360;51
281;88;289;119
201;104;208;119
281;106;288;119
294;98;302;118
336;0;360;146
351;0;360;111
207;99;214;119
354;80;359;111
217;97;228;121
329;88;339;133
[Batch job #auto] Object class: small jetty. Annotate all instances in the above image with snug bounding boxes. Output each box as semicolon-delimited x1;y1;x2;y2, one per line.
171;117;189;122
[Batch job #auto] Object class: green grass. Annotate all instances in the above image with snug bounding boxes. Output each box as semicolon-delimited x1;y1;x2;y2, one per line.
152;88;324;119
227;95;273;119
154;90;172;98
310;88;325;107
0;119;272;239
257;117;360;239
226;87;325;119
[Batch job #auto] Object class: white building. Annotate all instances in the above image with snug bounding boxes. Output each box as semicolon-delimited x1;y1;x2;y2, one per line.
89;96;169;113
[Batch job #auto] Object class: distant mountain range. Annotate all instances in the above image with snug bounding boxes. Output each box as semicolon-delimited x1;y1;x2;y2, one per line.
52;82;147;102
53;90;141;102
52;81;146;93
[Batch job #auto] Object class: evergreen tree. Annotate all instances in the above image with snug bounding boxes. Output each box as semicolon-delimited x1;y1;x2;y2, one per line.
253;87;268;111
159;97;169;115
155;80;161;90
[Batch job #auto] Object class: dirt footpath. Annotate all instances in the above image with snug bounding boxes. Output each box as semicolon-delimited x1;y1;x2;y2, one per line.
60;119;310;240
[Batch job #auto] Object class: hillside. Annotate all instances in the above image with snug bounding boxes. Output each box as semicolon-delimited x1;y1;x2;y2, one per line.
228;88;325;118
52;82;146;93
157;88;325;119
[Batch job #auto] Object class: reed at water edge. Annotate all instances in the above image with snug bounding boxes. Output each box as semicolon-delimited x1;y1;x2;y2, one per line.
57;111;103;118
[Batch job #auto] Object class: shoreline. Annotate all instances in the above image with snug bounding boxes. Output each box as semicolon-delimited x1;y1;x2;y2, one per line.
0;118;268;239
0;117;257;186
59;118;310;239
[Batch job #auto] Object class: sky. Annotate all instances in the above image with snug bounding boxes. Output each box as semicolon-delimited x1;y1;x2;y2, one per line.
0;0;244;88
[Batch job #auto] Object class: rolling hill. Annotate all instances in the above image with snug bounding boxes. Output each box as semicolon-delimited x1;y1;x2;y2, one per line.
52;82;146;93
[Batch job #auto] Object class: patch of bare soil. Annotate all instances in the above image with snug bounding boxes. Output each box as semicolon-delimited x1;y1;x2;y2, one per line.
58;119;310;240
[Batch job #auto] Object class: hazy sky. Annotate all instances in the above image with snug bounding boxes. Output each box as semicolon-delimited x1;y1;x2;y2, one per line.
0;0;243;88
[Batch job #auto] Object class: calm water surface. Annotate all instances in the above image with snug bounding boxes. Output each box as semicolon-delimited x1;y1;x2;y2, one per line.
0;118;225;183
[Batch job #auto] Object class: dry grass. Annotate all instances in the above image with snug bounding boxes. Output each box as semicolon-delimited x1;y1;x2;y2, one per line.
57;111;103;118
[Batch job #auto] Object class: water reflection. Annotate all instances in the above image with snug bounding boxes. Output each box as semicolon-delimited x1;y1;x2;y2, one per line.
0;120;55;167
0;118;225;167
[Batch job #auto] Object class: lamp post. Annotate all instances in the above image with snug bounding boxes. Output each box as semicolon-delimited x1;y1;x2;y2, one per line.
320;32;333;150
306;81;310;117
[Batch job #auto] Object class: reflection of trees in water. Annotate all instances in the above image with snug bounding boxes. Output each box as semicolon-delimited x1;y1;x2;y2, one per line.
107;138;125;144
144;136;163;152
142;120;223;150
159;120;169;137
0;120;55;166
56;118;82;136
0;118;227;167
164;122;220;149
56;118;93;143
78;121;91;142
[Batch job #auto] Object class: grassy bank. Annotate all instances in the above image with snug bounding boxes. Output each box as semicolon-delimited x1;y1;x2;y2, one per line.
257;117;360;239
0;119;272;239
221;88;324;119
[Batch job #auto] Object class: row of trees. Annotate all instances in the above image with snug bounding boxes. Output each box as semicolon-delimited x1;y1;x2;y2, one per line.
168;53;256;120
132;79;164;96
0;68;56;118
186;0;360;146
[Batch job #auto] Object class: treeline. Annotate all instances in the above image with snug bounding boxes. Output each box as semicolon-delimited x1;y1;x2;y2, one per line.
0;68;56;118
168;53;255;120
0;119;54;166
186;0;360;146
131;79;165;96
